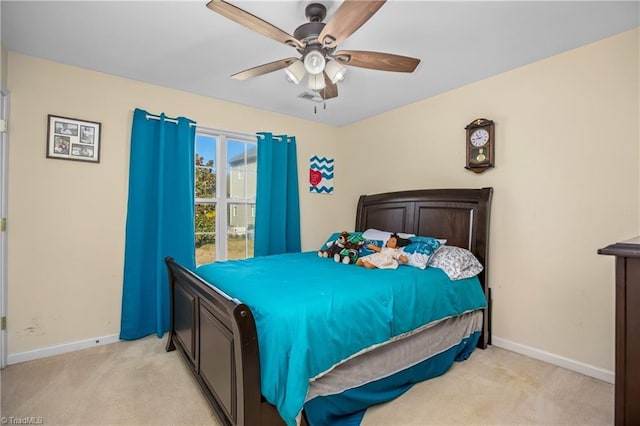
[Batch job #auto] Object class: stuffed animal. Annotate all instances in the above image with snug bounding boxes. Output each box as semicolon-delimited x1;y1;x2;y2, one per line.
318;231;349;258
334;248;359;264
334;233;366;264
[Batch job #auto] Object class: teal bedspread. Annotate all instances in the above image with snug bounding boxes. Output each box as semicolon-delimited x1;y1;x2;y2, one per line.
196;252;487;426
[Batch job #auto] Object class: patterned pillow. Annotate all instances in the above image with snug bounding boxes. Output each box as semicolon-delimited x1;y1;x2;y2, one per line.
401;236;442;269
429;246;483;280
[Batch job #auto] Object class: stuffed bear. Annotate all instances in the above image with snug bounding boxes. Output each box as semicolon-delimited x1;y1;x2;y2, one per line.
334;248;359;264
334;233;365;264
318;231;350;258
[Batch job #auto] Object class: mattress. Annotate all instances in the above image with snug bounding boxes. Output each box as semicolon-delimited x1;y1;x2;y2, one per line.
304;310;483;425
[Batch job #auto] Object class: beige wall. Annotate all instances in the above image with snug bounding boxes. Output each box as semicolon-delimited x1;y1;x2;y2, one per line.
1;0;6;89
337;29;639;372
5;52;340;353
5;29;639;376
1;44;6;89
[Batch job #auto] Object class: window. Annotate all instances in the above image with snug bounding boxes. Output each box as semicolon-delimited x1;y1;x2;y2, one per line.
195;129;257;265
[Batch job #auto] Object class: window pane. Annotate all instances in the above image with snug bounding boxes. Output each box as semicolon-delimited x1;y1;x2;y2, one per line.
246;145;257;172
246;170;257;199
196;135;216;198
195;201;216;264
227;140;257;200
196;134;216;167
227;140;245;169
227;202;255;260
196;234;215;265
227;140;245;199
229;168;246;199
195;201;216;265
195;202;216;233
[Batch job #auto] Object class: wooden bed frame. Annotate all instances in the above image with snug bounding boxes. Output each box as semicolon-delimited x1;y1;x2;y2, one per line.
165;187;493;426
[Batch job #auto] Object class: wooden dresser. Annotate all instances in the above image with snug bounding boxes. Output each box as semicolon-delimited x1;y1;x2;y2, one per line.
599;237;640;426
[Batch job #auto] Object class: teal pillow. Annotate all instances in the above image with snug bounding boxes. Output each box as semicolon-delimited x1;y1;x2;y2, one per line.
401;236;443;269
403;236;442;255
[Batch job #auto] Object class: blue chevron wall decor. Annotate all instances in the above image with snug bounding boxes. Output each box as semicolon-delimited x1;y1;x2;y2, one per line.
309;155;334;194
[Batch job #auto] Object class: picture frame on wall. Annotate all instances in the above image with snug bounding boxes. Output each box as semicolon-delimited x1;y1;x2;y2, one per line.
46;114;101;163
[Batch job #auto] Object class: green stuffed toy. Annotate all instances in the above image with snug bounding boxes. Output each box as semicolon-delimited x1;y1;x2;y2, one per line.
334;233;365;264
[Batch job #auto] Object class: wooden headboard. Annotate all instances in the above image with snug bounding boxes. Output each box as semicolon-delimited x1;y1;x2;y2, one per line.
355;187;493;347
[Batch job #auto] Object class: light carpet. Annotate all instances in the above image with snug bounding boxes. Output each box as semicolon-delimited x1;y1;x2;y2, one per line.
1;336;613;425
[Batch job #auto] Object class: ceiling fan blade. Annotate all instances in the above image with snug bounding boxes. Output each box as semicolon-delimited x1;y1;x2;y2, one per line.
206;0;303;48
231;57;298;80
318;0;386;48
334;50;420;73
321;74;338;100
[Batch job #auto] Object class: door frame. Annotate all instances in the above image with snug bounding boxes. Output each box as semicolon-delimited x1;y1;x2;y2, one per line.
0;86;9;368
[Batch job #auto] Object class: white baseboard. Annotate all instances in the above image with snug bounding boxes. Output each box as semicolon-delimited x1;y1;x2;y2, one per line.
7;334;120;365
491;336;614;384
6;334;614;385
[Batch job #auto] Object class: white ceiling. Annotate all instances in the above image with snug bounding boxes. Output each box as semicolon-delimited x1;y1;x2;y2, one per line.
2;1;638;127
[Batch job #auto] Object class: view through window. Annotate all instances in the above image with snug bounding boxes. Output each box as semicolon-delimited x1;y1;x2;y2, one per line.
195;129;257;265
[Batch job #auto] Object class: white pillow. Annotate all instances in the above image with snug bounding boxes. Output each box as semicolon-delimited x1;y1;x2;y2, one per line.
404;252;434;270
362;229;415;244
429;246;483;280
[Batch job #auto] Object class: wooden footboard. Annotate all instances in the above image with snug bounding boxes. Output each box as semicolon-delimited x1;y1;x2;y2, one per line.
165;257;291;426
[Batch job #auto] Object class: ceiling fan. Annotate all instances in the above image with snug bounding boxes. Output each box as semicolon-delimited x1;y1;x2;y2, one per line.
206;0;420;101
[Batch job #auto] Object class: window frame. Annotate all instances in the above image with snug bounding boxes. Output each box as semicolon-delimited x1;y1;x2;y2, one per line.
195;126;257;263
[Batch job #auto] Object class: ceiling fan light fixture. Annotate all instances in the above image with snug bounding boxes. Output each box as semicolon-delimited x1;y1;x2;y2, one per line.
303;49;326;75
207;0;421;104
285;60;305;84
307;73;326;91
325;60;347;84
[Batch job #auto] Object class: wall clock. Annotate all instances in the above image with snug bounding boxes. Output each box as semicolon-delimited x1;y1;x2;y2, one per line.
465;118;495;173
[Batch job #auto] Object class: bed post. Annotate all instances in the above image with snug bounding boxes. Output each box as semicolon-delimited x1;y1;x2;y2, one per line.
165;256;177;352
476;187;493;349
